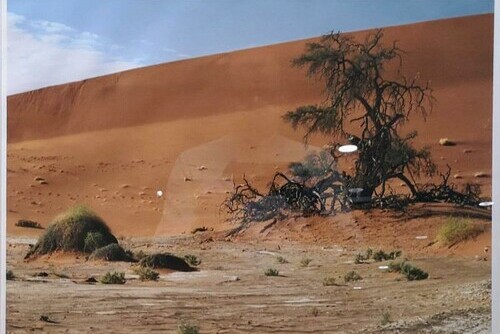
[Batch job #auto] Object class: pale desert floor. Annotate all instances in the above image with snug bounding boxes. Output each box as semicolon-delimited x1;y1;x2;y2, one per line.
6;221;491;334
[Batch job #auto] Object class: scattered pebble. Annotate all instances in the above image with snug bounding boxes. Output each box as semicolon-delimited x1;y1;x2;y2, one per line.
439;138;456;146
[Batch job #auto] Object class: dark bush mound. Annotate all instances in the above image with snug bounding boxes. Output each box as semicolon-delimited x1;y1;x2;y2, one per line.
26;206;118;259
89;243;134;262
139;253;195;272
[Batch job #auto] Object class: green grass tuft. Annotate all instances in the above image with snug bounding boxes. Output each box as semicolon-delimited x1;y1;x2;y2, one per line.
344;271;362;283
276;256;289;264
264;268;279;276
380;311;391;325
100;271;126;284
133;266;159;281
184;254;201;266
300;258;313;267
323;276;336;286
177;323;199;334
436;218;484;246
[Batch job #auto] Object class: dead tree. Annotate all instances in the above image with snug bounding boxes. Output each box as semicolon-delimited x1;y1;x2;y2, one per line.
284;29;436;200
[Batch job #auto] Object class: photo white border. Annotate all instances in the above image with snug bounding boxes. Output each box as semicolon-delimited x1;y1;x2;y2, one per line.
1;0;7;332
0;1;497;332
492;0;499;332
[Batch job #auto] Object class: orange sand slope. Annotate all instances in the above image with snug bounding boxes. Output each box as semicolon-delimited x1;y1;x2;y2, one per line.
7;14;493;237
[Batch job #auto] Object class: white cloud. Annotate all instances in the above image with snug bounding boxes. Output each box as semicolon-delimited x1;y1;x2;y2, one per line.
7;12;143;95
162;47;191;59
162;47;178;53
31;20;74;33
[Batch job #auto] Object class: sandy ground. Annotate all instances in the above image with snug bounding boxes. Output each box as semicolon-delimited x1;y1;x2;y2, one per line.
6;229;491;333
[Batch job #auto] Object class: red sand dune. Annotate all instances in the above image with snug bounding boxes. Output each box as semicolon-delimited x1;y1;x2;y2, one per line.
7;14;493;239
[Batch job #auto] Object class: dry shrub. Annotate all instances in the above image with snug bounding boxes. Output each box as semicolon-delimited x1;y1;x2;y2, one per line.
437;218;484;245
26;206;117;258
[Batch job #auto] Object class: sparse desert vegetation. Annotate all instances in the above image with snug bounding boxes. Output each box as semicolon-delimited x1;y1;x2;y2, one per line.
344;271;362;283
184;254;201;267
323;276;337;286
437;218;484;246
264;268;280;277
276;256;289;264
100;271;126;284
300;257;312;267
372;250;402;262
177;323;200;334
380;311;392;325
133;266;160;281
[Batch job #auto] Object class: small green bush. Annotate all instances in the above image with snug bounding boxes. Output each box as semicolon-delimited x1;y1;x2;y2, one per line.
89;243;133;262
323;276;336;286
139;253;194;271
372;250;402;262
354;253;365;264
100;271;126;284
365;248;373;259
6;270;14;280
184;254;201;266
437;218;484;245
354;248;374;264
400;262;428;281
177;323;199;334
134;266;159;281
276;256;289;264
381;311;391;325
387;261;428;281
344;271;362;283
300;258;312;267
264;268;279;276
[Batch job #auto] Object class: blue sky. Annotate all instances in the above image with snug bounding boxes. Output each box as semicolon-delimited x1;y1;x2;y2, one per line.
7;0;494;94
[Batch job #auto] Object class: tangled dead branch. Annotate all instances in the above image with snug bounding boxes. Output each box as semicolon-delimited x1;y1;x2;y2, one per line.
224;164;485;230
